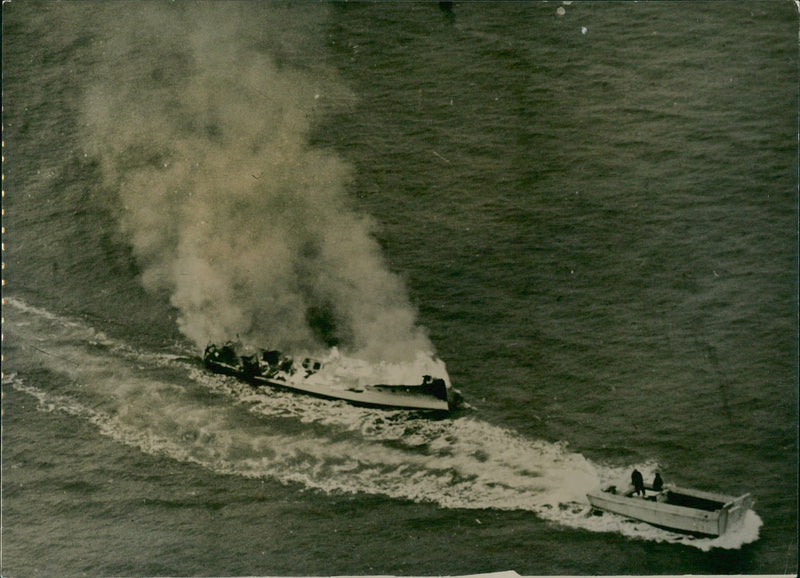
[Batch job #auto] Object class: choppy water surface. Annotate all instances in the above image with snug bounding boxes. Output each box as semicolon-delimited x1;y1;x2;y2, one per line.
2;2;797;576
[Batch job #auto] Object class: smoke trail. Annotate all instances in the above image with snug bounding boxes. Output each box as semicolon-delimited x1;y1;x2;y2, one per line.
82;3;432;362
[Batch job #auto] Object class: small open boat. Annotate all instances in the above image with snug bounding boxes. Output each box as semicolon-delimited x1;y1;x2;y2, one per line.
587;483;754;536
203;341;461;412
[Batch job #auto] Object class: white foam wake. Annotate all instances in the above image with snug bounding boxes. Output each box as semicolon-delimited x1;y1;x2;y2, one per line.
3;296;762;550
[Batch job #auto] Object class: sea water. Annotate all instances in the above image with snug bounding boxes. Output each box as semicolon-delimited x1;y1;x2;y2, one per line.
2;2;797;576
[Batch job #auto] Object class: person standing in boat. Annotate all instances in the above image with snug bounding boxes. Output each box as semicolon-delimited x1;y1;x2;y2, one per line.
631;469;646;496
652;472;664;492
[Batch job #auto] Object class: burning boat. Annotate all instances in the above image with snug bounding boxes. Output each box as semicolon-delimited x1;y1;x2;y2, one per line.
203;341;461;412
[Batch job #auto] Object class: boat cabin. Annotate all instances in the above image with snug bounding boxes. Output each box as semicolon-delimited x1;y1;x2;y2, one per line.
302;357;323;375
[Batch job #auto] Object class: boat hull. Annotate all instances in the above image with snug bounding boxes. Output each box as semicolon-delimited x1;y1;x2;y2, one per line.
204;352;457;412
587;485;753;536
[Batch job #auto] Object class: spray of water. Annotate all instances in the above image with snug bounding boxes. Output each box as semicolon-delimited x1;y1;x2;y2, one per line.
82;3;431;362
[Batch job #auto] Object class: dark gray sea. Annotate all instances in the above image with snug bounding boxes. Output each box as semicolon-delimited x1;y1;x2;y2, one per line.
2;2;797;576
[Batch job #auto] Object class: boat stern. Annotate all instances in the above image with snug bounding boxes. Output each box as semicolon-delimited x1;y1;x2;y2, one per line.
718;493;754;535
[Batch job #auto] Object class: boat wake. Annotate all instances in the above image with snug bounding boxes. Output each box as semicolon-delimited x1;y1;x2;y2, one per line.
3;296;762;550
